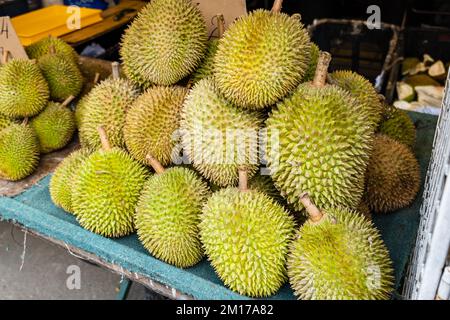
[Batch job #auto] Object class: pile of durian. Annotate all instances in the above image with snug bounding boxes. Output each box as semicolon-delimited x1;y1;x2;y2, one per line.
0;37;84;181
1;0;423;300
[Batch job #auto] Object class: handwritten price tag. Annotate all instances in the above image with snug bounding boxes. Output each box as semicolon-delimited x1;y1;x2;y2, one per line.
0;16;28;63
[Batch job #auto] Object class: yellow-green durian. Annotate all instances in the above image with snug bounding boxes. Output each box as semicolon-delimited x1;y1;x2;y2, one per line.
302;42;320;82
26;37;78;63
0;123;40;181
50;149;91;213
364;134;420;213
30;101;76;153
287;194;394;300
0;59;49;118
0;113;18;131
78;78;139;150
124;86;188;166
213;8;311;109
120;0;208;86
200;175;295;297
181;78;263;187
191;39;219;84
135;161;209;268
378;105;416;148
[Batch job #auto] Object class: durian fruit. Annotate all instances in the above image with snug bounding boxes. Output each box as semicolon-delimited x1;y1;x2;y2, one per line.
0;59;49;118
124;86;188;166
266;52;373;212
181;78;263;187
50;148;91;213
200;169;295;297
135;155;209;268
120;0;208;86
302;42;320;82
213;0;311;109
287;193;394;300
0;113;18;131
0;122;40;181
72;127;149;237
30;96;77;153
38;47;84;101
75;73;101;128
78;63;140;150
190;14;224;84
378;105;416;148
364;134;420;213
26;36;78;63
328;70;383;128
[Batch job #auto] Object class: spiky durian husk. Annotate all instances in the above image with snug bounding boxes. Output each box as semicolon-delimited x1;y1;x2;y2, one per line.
302;43;320;82
124;86;188;166
26;37;78;63
0;59;49;118
50;149;91;213
357;200;372;220
287;207;394;300
78;78;139;150
200;188;295;297
38;53;84;101
74;95;88;129
191;39;219;84
329;70;383;127
364;134;420;213
0;124;40;181
378;105;416;148
181;78;263;187
213;10;311;109
266;83;373;212
72;148;149;237
120;0;208;86
135;167;209;268
30;102;76;153
248;173;285;204
0;113;18;131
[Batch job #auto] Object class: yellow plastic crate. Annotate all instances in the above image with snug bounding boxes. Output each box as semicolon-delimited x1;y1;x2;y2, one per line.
12;5;103;46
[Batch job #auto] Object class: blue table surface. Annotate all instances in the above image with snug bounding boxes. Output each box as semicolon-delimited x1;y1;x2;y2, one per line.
0;112;438;300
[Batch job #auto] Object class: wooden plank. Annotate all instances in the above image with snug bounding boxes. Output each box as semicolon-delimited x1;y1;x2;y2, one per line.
61;0;146;46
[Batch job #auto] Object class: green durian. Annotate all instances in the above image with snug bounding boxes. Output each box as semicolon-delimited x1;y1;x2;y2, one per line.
124;86;188;166
30;99;76;153
0;59;49;118
364;134;420;214
328;70;383;127
190;39;219;84
135;156;209;268
38;52;84;101
287;193;394;300
26;37;78;63
120;0;208;86
200;170;295;297
181;78;263;187
0;113;18;131
50;148;91;213
266;53;373;212
378;105;416;148
0;123;40;181
78;77;139;150
72;128;149;237
302;42;320;82
213;5;311;109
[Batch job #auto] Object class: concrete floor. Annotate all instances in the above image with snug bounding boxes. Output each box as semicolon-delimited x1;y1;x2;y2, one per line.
0;220;149;300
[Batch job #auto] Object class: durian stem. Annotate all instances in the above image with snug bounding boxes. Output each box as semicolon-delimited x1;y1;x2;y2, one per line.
61;95;75;107
312;52;332;88
299;192;324;222
49;45;56;55
97;126;112;151
271;0;283;13
238;169;248;192
111;62;120;80
217;14;225;38
22;118;29;126
94;72;100;85
2;49;9;64
146;155;165;174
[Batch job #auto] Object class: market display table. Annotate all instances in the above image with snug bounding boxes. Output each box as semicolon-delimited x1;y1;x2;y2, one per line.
0;112;438;300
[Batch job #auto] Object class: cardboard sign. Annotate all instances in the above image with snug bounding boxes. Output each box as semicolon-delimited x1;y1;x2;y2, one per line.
0;16;28;64
194;0;247;38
